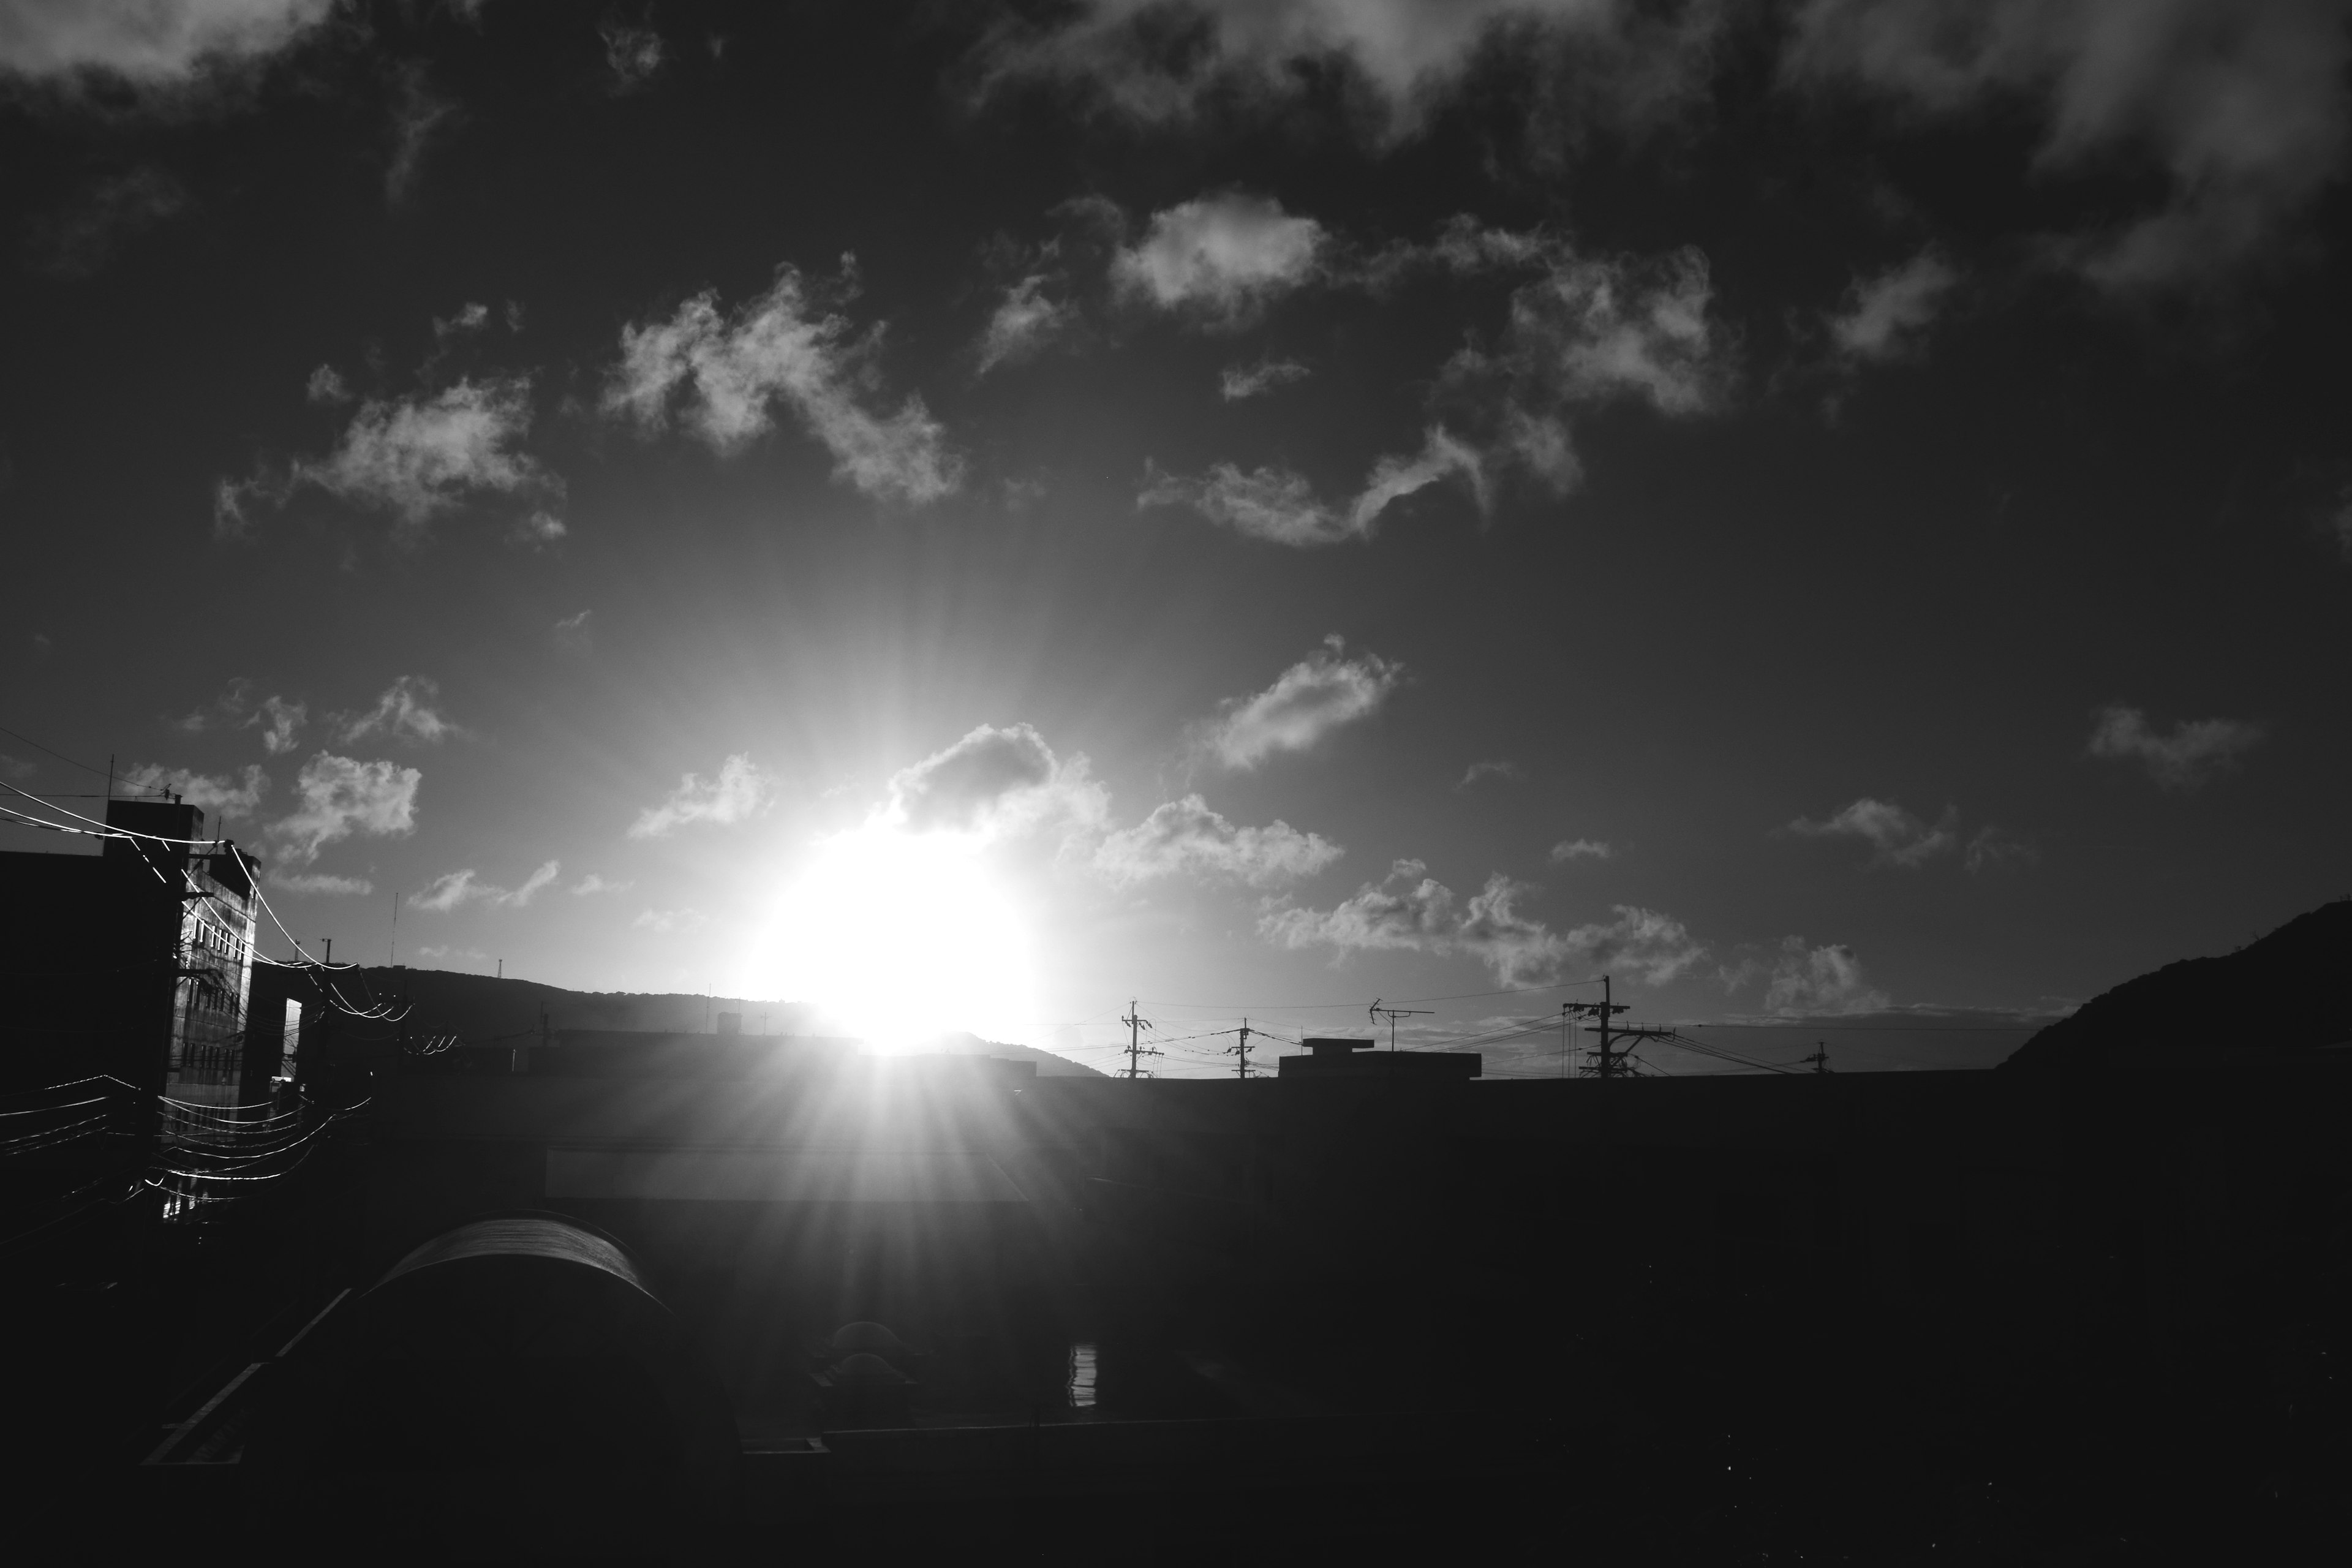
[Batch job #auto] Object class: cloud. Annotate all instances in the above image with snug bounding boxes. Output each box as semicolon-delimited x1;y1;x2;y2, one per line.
976;274;1076;374
305;364;350;404
118;762;268;818
432;301;490;340
216;377;560;541
633;907;709;935
1095;794;1343;888
2086;704;2264;790
570;873;630;896
1550;837;1613;862
552;609;592;653
252;695;304;753
1458;760;1524;788
167;679;301;751
1199;635;1403;769
337;676;453;745
411;859;560;913
627;753;775;839
267;870;373;897
1220;357;1310;400
600;21;664;90
25;167;189;277
1787;797;1959;868
886;723;1107;838
0;753;34;781
968;0;1722;145
1442;240;1730;493
0;0;333;88
266;753;421;865
1964;824;2039;873
1784;0;2352;291
604;263;963;505
1827;249;1959;363
1724;936;1890;1016
384;62;458;205
1264;859;1703;986
1140;425;1484;546
1111;192;1325;325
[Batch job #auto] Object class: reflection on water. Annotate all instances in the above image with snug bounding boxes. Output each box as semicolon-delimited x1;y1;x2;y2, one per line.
1067;1341;1098;1408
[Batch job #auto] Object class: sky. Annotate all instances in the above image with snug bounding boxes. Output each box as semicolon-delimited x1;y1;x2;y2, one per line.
3;1;2348;1075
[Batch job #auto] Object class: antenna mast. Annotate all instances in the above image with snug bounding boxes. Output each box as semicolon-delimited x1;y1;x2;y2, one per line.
1368;998;1434;1052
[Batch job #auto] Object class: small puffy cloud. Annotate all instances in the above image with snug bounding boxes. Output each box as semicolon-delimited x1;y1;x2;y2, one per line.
604;264;962;505
268;870;373;897
627;753;775;839
1264;858;1702;987
266;753;421;865
253;695;304;753
886;723;1107;838
1550;837;1613;862
510;510;566;548
412;859;560;913
633;907;709;935
1827;249;1958;363
1220;358;1310;401
337;676;454;745
1199;635;1402;770
1458;760;1523;788
1787;797;1958;869
1723;936;1889;1016
306;365;350;404
1095;794;1343;888
433;301;491;340
119;762;268;818
570;873;630;896
601;21;664;91
1140;426;1483;547
1964;825;2038;874
0;0;333;86
1784;0;2352;291
217;377;560;541
1111;193;1325;326
976;274;1076;374
2087;704;2263;791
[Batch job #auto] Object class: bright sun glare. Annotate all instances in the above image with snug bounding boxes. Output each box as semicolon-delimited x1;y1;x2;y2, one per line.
766;820;1038;1052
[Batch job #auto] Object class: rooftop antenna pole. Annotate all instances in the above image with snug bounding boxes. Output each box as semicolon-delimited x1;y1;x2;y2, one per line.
1119;999;1160;1080
1807;1041;1833;1074
1368;999;1433;1052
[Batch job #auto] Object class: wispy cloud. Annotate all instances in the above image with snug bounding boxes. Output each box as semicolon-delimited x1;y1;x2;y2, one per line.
1722;936;1889;1016
1826;249;1959;364
168;679;304;753
1550;837;1613;863
633;907;709;935
570;873;630;897
1112;192;1325;326
266;753;421;865
1199;636;1402;770
604;263;963;505
1140;426;1483;546
627;754;775;839
1220;358;1310;401
119;762;268;818
337;676;454;745
552;609;593;654
1095;794;1341;888
384;61;458;205
1787;797;1959;869
2087;704;2263;791
976;274;1077;374
0;0;333;89
268;870;374;897
1265;858;1704;987
216;377;560;541
25;167;189;277
1784;0;2352;290
411;859;560;913
1458;760;1523;788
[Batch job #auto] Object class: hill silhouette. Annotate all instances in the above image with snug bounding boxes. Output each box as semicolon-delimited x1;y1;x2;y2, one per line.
2002;898;2352;1072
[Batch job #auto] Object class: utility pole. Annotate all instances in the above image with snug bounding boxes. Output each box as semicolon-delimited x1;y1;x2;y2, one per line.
1224;1019;1257;1079
1806;1041;1832;1074
1369;998;1433;1052
322;938;332;966
1564;973;1673;1078
1119;1000;1161;1080
1561;1003;1572;1077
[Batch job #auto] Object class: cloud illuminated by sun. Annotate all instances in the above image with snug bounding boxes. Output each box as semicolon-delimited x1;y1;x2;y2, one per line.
763;818;1038;1051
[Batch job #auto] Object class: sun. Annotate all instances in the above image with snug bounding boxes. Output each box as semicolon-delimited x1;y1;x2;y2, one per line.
764;819;1038;1051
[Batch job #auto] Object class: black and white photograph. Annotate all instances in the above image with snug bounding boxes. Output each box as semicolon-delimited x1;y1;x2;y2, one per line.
2;1;2348;1559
